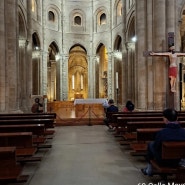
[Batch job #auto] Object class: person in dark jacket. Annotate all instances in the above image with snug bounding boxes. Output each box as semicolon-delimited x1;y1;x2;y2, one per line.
141;108;185;176
104;99;118;131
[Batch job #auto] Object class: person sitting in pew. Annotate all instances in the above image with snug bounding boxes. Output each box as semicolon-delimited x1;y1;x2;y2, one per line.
104;99;118;131
31;98;43;113
123;100;135;112
141;108;185;176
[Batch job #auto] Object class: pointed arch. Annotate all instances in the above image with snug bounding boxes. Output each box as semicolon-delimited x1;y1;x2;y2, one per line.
47;41;60;101
68;44;88;100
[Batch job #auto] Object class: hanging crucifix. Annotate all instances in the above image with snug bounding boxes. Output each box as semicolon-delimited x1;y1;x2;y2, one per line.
150;45;185;92
144;33;185;93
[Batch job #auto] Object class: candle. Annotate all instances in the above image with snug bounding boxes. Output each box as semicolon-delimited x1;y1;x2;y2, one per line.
72;75;74;89
116;72;118;89
81;75;83;89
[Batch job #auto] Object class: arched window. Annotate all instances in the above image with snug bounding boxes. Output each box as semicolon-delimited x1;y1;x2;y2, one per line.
31;0;36;12
74;16;81;25
100;13;106;25
117;1;122;16
48;11;55;22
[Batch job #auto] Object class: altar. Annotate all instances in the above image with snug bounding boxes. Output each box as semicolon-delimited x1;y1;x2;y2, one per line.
74;98;107;118
47;99;106;126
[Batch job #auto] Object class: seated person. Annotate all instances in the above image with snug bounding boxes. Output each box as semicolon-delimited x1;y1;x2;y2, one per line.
141;108;185;176
123;100;135;112
102;99;109;113
104;99;118;131
31;98;43;113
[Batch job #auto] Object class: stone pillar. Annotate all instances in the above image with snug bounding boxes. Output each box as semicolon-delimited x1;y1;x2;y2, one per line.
121;0;127;105
146;0;154;110
61;55;68;100
166;0;179;109
125;42;135;101
107;52;114;99
4;0;19;112
42;51;49;96
88;55;93;98
0;1;6;111
18;39;28;111
153;0;167;109
135;0;147;109
26;0;33;111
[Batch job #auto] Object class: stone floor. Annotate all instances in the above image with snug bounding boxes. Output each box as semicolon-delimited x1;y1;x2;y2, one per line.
7;125;178;185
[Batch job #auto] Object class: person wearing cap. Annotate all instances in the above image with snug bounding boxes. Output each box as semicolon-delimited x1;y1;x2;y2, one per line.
150;45;185;92
141;108;185;176
104;99;118;131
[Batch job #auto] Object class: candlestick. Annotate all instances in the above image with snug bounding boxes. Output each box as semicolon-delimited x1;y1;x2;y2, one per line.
72;75;74;89
81;75;83;89
116;72;118;89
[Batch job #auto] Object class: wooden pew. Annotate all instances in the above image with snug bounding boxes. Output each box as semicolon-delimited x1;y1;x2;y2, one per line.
0;132;42;162
129;128;161;156
150;141;185;182
0;124;51;148
116;115;185;139
0;124;45;136
0;113;56;119
108;111;185;127
0;147;29;183
0;124;51;149
0;118;55;128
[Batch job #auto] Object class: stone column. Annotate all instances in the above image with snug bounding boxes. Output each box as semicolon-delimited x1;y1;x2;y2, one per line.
18;39;28;111
88;55;93;98
42;51;49;96
166;0;179;109
135;0;147;109
107;52;113;99
0;1;6;111
146;0;154;110
153;0;167;109
4;0;19;112
125;42;135;101
61;55;68;100
26;0;33;110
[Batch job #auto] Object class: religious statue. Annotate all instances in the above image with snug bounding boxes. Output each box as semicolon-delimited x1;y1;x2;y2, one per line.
150;46;185;93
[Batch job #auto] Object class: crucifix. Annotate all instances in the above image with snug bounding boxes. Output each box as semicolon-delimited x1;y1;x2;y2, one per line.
149;45;185;93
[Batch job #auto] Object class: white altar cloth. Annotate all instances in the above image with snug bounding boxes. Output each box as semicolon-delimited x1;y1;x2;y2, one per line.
74;98;107;105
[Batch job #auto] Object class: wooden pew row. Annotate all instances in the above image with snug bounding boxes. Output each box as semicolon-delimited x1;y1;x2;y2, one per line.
0;118;55;128
0;113;56;135
150;141;185;182
108;111;185;126
123;121;185;150
0;147;29;183
116;117;164;142
126;120;185;138
107;112;163;127
0;124;45;136
0;132;42;162
129;128;160;156
0;113;56;120
112;114;185;138
0;124;53;149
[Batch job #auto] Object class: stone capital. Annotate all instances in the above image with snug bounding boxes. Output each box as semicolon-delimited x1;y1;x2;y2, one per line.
125;42;135;50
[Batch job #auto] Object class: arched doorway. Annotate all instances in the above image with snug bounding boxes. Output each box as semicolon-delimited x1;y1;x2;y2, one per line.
114;35;122;104
96;44;108;98
32;32;41;95
68;45;88;100
47;42;59;102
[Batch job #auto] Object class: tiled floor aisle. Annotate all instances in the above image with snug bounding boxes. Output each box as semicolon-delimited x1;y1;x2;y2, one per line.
7;125;176;185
